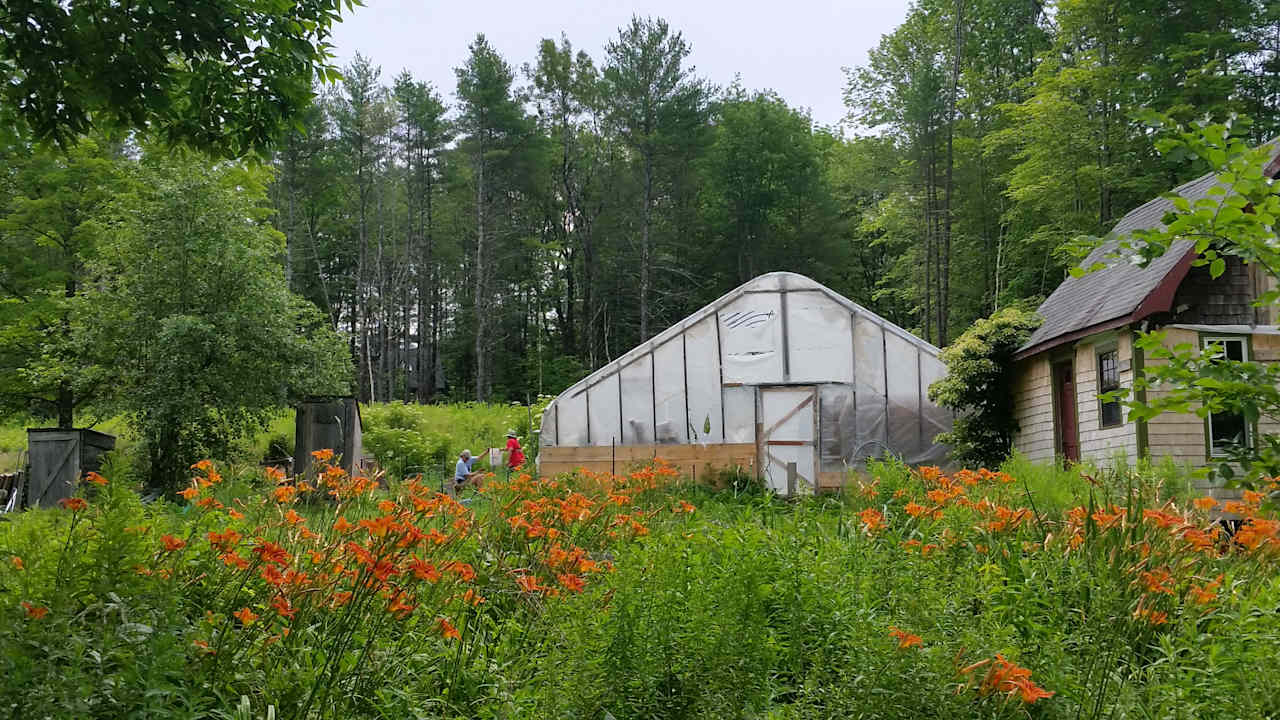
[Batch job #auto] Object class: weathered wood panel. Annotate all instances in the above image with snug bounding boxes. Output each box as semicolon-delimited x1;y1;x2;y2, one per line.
1144;328;1211;479
1012;356;1056;462
539;442;756;480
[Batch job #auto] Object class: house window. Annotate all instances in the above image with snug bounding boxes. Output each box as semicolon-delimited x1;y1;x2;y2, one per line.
1097;349;1123;428
1203;337;1250;456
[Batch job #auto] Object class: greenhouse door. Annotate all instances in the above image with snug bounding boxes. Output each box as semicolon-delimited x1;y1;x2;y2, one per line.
759;386;818;495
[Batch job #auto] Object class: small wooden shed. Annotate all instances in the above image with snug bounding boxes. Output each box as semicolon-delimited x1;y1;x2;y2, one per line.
293;397;363;476
25;428;116;507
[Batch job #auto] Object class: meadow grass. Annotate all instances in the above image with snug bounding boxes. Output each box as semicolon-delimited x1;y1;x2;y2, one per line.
1;449;1276;719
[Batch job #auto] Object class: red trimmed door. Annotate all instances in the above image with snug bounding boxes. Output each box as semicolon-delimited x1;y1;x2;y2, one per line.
1054;361;1079;462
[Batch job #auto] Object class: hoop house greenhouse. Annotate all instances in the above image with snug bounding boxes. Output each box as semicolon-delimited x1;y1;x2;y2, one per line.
538;272;953;495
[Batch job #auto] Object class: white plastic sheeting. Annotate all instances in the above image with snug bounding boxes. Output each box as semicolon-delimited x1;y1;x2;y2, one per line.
619;354;654;445
787;291;854;384
586;373;621;447
652;338;686;444
539;272;953;486
723;385;756;443
720;292;784;384
685;316;723;443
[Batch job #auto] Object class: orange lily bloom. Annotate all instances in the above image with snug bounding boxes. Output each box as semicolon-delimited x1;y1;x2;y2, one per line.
21;601;48;619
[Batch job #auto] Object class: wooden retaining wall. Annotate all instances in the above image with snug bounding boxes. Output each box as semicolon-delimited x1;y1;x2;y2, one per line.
539;443;757;483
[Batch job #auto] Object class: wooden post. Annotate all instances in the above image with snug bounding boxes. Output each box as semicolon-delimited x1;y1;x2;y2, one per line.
611;437;616;476
786;461;797;497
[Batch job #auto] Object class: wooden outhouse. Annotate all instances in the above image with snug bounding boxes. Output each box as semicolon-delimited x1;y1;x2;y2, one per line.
294;397;363;476
25;428;116;507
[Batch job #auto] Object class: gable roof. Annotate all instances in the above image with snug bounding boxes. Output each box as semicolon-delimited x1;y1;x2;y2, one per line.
555;271;940;399
1016;142;1280;360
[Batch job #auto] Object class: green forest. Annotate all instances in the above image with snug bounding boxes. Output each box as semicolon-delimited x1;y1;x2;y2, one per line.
6;0;1278;430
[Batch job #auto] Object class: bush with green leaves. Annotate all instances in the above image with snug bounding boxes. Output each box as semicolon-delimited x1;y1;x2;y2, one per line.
928;306;1042;467
77;154;350;493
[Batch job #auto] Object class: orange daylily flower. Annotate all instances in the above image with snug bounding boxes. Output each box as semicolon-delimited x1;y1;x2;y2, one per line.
253;541;291;566
160;534;187;553
387;594;416;619
83;471;107;486
283;509;305;526
177;486;201;501
515;573;543;593
888;626;922;649
58;497;88;512
10;556;24;571
964;654;1054;704
261;564;287;587
859;508;885;533
445;561;476;582
333;516;354;534
1187;574;1223;605
233;607;259;626
1193;496;1218;511
21;601;48;619
1134;607;1169;625
359;514;397;538
438;617;460;640
1139;568;1174;595
208;527;243;552
311;448;335;463
270;594;297;619
220;551;249;570
557;573;586;593
407;557;440;583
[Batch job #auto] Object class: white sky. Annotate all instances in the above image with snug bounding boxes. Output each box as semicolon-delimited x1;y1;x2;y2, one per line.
329;0;912;130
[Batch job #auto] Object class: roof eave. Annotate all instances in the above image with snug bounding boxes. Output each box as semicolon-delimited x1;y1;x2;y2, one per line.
1013;247;1197;361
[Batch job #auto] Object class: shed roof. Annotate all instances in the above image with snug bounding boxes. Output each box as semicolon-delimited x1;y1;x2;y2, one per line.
1017;142;1280;359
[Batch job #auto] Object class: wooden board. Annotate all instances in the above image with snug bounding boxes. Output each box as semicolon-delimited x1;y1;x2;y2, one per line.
539;442;756;482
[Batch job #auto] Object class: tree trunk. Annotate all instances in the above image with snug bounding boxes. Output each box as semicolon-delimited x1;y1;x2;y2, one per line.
939;0;964;347
474;147;489;402
640;151;654;341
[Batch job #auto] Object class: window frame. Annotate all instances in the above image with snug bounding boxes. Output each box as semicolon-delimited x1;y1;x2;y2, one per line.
1096;346;1123;429
1201;335;1252;457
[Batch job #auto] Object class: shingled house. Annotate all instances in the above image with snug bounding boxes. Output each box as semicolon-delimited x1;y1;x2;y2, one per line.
1011;146;1280;473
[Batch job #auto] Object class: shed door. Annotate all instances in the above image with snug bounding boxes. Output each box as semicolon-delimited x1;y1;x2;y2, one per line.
759;386;817;495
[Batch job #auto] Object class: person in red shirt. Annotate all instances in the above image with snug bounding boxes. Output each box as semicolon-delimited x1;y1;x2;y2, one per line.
503;430;525;476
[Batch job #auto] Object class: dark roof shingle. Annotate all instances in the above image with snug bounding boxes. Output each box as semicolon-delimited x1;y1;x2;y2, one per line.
1020;143;1280;355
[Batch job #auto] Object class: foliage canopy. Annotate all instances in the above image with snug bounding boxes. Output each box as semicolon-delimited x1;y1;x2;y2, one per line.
929;306;1042;467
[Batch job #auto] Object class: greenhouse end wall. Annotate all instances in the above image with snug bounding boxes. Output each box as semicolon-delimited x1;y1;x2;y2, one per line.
538;273;952;494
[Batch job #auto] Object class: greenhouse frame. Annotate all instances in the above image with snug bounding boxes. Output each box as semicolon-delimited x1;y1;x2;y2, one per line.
537;272;953;494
